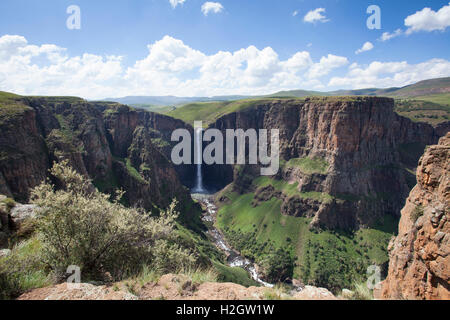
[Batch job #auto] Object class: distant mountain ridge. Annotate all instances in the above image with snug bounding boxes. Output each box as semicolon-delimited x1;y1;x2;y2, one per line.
101;95;250;107
102;77;450;106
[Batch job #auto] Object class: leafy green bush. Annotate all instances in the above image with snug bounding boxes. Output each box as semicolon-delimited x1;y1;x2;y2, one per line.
30;161;196;281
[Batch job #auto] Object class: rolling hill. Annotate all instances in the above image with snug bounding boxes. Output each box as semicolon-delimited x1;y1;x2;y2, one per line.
162;77;450;127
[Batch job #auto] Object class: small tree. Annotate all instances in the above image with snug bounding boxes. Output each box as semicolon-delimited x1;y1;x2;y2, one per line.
259;249;294;283
31;161;195;281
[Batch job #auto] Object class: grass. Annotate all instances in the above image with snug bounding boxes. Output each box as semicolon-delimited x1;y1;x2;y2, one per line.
262;290;284;300
351;282;373;300
113;156;148;185
414;93;450;106
253;176;333;202
166;98;290;126
165;96;392;128
394;98;450;126
216;191;310;256
212;261;259;287
285;157;329;175
215;183;396;293
130;265;161;288
0;92;32;126
183;267;218;285
0;237;53;300
133;104;177;114
125;158;148;184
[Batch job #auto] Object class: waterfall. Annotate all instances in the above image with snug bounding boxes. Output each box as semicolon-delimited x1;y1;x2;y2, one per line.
194;127;204;193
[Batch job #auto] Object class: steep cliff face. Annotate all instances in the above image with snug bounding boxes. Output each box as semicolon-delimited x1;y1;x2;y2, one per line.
380;133;449;300
210;97;440;230
0;96;193;213
0;103;48;201
103;106;195;189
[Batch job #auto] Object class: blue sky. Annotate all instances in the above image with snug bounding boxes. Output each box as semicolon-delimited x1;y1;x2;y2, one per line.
0;0;449;98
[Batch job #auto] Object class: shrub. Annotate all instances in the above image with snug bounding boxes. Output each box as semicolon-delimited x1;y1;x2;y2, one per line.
259;249;294;283
351;282;373;300
30;161;196;281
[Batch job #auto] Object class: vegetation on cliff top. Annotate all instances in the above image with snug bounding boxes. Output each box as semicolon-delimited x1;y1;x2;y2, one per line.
160;77;450;127
165;98;290;126
0;92;33;125
395;99;449;126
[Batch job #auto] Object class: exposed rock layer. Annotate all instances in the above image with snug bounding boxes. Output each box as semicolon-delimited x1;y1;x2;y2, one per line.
0;97;194;212
380;133;449;300
209;97;442;230
18;274;337;301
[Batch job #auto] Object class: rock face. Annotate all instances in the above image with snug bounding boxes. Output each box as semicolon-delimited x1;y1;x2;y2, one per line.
17;283;138;301
18;274;337;301
380;133;449;300
0;97;194;213
209;97;441;230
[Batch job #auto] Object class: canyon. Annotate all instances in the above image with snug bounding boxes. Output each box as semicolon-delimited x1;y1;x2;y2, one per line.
1;91;449;299
0;94;196;214
206;97;440;230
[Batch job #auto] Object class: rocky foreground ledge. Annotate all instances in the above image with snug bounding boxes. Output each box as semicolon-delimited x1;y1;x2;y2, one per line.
18;274;337;301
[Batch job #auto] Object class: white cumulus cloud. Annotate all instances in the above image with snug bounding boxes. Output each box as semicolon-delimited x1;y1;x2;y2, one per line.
169;0;186;9
201;2;224;16
329;59;450;89
1;34;449;99
0;34;350;98
405;2;450;34
307;54;348;79
0;34;124;98
355;42;374;54
304;8;329;24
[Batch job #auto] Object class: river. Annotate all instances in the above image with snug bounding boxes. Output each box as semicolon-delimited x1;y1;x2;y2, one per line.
192;194;273;288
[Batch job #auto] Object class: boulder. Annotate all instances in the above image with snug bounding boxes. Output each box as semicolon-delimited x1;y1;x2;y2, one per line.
293;286;338;300
0;249;11;258
341;289;354;299
10;204;38;230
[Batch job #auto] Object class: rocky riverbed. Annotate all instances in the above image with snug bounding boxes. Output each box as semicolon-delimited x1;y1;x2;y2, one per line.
192;193;273;288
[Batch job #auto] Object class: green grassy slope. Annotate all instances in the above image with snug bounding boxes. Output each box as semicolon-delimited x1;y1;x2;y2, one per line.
394;99;449;126
413;93;450;106
165;98;292;126
215;176;397;293
388;77;450;97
